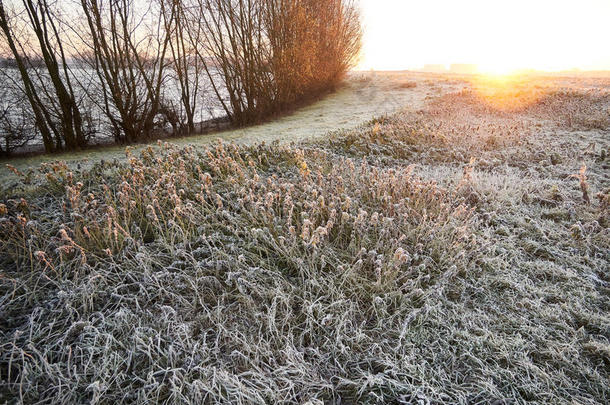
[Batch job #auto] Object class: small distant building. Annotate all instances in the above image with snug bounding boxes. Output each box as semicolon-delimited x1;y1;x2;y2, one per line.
450;64;478;74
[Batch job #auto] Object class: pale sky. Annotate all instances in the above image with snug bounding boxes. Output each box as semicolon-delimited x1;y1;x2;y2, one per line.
358;0;610;73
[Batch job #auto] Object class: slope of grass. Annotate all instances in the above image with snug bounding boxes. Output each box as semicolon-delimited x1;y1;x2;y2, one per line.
1;80;609;404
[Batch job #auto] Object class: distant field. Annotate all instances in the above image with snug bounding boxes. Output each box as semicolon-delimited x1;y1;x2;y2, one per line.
1;72;609;404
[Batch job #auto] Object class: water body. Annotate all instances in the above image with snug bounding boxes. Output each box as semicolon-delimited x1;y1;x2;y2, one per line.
0;66;228;151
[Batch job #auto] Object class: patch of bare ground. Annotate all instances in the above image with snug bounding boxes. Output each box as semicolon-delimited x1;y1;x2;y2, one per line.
1;74;608;404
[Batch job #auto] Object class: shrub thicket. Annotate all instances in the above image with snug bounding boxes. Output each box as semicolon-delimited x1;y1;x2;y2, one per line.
0;0;362;153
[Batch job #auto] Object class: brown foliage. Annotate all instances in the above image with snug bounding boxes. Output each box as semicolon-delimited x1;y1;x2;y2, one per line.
187;0;362;125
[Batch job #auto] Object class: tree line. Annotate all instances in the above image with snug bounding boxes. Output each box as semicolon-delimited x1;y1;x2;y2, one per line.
0;0;361;155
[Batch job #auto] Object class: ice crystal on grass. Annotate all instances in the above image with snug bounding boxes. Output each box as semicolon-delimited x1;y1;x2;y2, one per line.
1;80;609;404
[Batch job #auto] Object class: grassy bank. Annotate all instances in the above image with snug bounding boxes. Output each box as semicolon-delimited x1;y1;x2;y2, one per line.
0;72;455;187
1;80;609;404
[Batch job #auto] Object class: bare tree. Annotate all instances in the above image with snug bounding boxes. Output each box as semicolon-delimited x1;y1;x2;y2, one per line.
0;0;88;152
21;0;87;149
0;0;56;151
0;71;38;156
78;0;173;143
185;0;271;125
158;0;208;135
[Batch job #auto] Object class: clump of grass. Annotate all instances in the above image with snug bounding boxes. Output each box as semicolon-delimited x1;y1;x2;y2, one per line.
327;102;528;165
1;139;480;403
397;81;417;89
597;188;610;211
530;89;610;130
571;164;591;204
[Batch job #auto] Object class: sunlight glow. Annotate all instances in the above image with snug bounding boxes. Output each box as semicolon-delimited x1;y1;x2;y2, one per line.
469;75;548;111
358;0;610;73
